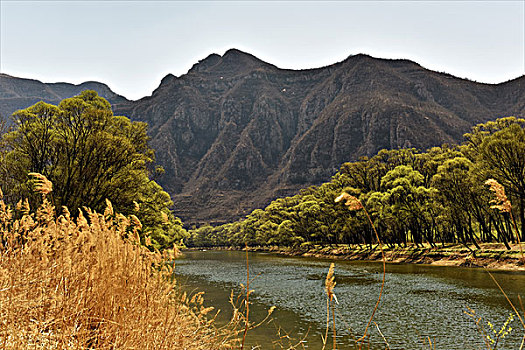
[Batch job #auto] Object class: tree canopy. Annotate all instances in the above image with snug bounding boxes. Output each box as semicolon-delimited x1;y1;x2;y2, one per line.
187;117;525;249
0;90;186;249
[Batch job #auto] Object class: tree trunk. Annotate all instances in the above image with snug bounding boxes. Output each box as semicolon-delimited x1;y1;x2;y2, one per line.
519;196;525;242
468;214;481;249
493;217;511;250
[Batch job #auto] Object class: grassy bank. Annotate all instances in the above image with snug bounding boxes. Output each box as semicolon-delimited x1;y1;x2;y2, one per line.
186;243;525;271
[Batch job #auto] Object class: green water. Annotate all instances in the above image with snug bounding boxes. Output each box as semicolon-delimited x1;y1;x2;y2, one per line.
174;250;525;349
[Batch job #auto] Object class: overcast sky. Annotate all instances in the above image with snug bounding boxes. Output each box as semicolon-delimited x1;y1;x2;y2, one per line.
1;1;524;100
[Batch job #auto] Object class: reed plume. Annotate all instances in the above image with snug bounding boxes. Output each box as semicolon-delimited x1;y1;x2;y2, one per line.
485;179;524;264
0;173;236;349
325;263;336;301
335;193;363;211
485;179;512;213
28;172;53;196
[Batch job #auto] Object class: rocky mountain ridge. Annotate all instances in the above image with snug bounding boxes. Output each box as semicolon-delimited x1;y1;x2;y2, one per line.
114;49;524;224
0;73;128;120
1;50;524;224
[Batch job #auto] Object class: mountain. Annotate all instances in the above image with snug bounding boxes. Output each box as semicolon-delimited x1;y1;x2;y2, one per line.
1;50;524;224
0;73;128;120
114;49;525;224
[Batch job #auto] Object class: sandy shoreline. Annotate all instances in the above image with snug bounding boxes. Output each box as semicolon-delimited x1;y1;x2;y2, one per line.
184;243;525;271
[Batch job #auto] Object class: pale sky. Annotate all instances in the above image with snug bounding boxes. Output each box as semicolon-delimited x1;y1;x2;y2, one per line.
1;1;524;100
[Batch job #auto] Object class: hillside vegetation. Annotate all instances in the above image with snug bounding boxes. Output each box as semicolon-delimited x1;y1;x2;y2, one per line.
0;91;187;250
188;117;525;250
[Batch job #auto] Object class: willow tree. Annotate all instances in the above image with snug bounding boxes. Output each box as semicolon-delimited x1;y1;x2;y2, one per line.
465;117;525;241
1;90;186;249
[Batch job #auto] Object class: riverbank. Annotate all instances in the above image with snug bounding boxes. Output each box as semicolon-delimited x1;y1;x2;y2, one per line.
184;243;525;271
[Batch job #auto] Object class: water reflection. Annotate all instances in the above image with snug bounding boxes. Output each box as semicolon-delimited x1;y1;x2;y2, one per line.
174;251;525;349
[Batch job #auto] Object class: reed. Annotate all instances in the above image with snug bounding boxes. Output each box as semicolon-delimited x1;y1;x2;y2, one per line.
485;178;524;264
335;192;386;349
0;174;237;349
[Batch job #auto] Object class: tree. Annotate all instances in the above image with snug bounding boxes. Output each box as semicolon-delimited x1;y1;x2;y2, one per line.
432;157;486;248
1;91;186;249
465;117;525;240
379;165;436;246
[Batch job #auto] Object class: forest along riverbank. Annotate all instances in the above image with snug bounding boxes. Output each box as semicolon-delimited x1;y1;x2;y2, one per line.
184;243;525;271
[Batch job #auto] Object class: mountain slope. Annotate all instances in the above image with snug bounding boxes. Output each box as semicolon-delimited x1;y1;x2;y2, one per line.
1;51;524;224
113;50;525;224
0;74;128;119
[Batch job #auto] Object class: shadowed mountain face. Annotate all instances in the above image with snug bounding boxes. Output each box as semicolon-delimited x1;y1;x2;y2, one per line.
2;50;524;224
114;50;524;224
0;74;128;119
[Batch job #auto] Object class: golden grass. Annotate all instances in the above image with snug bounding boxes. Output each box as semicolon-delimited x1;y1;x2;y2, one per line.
0;176;237;349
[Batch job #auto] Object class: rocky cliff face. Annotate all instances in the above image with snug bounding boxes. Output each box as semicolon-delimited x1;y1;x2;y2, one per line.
115;50;525;224
2;51;524;224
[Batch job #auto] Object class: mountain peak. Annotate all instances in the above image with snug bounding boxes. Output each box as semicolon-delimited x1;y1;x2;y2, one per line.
189;49;275;75
343;53;422;67
160;73;177;84
221;48;268;66
222;48;252;58
190;53;222;72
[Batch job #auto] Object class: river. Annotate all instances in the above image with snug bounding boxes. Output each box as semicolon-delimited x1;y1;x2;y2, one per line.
174;250;525;349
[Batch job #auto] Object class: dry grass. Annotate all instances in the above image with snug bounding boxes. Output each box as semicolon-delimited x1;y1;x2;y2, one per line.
0;175;238;349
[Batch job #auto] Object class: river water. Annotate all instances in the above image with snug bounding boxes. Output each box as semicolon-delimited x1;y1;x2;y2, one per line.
174;250;525;349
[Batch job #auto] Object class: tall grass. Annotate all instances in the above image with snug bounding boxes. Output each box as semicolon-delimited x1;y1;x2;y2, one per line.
0;174;237;349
